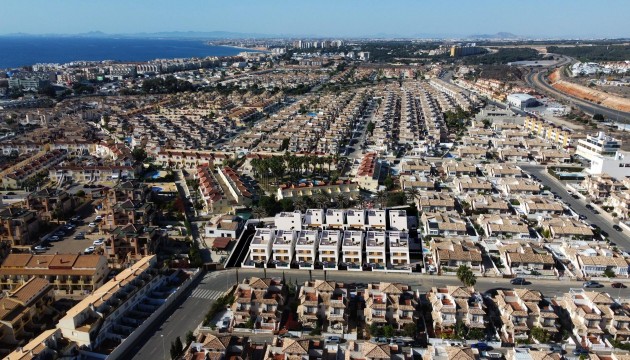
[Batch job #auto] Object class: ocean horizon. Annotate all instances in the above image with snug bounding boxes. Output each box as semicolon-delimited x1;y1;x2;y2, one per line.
0;37;249;69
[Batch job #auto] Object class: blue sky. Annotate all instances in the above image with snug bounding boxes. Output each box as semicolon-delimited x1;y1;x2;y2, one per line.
1;0;628;38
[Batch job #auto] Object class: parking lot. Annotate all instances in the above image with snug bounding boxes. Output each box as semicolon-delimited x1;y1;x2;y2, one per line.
36;202;106;256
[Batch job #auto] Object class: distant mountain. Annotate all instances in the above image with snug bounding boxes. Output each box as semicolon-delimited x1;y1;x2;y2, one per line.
467;32;522;39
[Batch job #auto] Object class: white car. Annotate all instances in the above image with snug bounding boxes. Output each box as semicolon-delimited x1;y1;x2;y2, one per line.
88;222;97;228
93;239;104;246
33;245;47;253
84;246;96;254
94;215;103;221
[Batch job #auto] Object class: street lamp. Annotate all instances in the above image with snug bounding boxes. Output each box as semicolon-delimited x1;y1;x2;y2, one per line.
161;334;165;360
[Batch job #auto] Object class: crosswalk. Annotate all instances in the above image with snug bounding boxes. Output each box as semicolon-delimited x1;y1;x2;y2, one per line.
190;288;225;300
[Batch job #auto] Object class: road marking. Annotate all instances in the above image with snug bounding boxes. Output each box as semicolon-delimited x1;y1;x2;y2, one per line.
190;288;224;300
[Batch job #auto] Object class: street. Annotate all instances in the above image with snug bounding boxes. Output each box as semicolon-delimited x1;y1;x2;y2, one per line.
520;165;630;251
131;267;630;360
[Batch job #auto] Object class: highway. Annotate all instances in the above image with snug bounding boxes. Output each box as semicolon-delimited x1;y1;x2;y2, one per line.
520;164;630;251
524;59;630;123
131;266;630;360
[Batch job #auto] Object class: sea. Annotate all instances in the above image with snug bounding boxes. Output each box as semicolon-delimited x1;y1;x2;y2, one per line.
0;37;248;69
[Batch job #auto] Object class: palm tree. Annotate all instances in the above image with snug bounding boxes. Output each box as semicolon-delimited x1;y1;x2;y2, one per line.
375;190;388;209
251;206;267;220
293;197;308;212
334;193;349;209
313;193;330;209
404;187;420;206
456;265;477;287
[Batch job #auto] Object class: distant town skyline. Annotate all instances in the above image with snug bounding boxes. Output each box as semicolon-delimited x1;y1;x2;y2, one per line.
1;0;628;39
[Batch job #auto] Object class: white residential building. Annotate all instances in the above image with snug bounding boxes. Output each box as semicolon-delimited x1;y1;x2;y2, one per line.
365;230;387;269
389;209;408;231
295;230;320;270
303;209;324;228
342;230;364;271
244;228;275;267
388;231;411;271
326;209;346;229
274;211;303;231
367;209;387;229
346;209;366;229
319;230;342;270
272;230;297;268
575;132;630;178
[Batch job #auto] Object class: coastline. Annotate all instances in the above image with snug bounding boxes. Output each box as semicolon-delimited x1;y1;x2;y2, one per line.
214;43;268;53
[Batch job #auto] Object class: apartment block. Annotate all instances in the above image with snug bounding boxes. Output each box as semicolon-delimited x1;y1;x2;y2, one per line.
0;253;109;293
366;209;386;229
342;230;363;271
295;230;319;270
560;289;618;349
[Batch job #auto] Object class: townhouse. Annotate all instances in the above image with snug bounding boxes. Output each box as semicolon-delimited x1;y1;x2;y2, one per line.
431;238;483;274
560;289;617;350
277;180;360;200
421;212;469;237
468;195;510;215
231;277;286;332
366;209;387;230
500;243;556;276
365;230;387;269
0;208;40;248
355;153;382;191
187;334;250;360
48;165;136;184
272;230;297;268
388;209;408;231
494;289;559;343
0;278;55;350
453;177;493;195
341;230;363;271
363;282;417;330
388;231;411;271
517;196;565;218
495;178;541;197
346;209;366;230
541;218;594;241
104;224;163;262
243;228;275;267
303;209;325;229
417;192;456;213
476;214;532;241
423;345;480;360
295;230;319;269
297;280;348;333
318;230;342;270
428;286;485;333
25;189;76;222
274;211;303;231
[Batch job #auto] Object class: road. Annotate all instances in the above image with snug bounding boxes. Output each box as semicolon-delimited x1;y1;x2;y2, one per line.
520;164;630;251
130;271;237;360
131;267;630;360
525;62;630;123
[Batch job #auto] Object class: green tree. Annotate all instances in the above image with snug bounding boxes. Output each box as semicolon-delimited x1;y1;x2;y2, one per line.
456;265;477;287
531;326;551;343
334;193;350;209
293;197;308;212
604;268;616;278
252;206;268;220
186;331;195;345
593;113;605;121
383;325;394;338
369;323;383;337
405;187;420;205
375;190;388;209
132;147;147;163
367;121;375;136
402;323;417;338
383;175;394;190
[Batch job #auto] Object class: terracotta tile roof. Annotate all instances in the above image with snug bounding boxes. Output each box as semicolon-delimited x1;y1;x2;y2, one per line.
9;277;51;305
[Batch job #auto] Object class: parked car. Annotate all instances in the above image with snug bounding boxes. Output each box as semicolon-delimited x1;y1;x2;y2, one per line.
613;225;623;232
49;236;60;242
572;194;580;199
84;246;96;254
612;282;627;288
73;232;85;240
583;281;604;288
325;336;341;344
578;214;588;220
510;277;529;285
471;342;490;351
601;230;609;237
572;347;589;356
88;222;97;228
93;239;104;246
389;339;406;347
548;344;563;353
33;245;47;253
